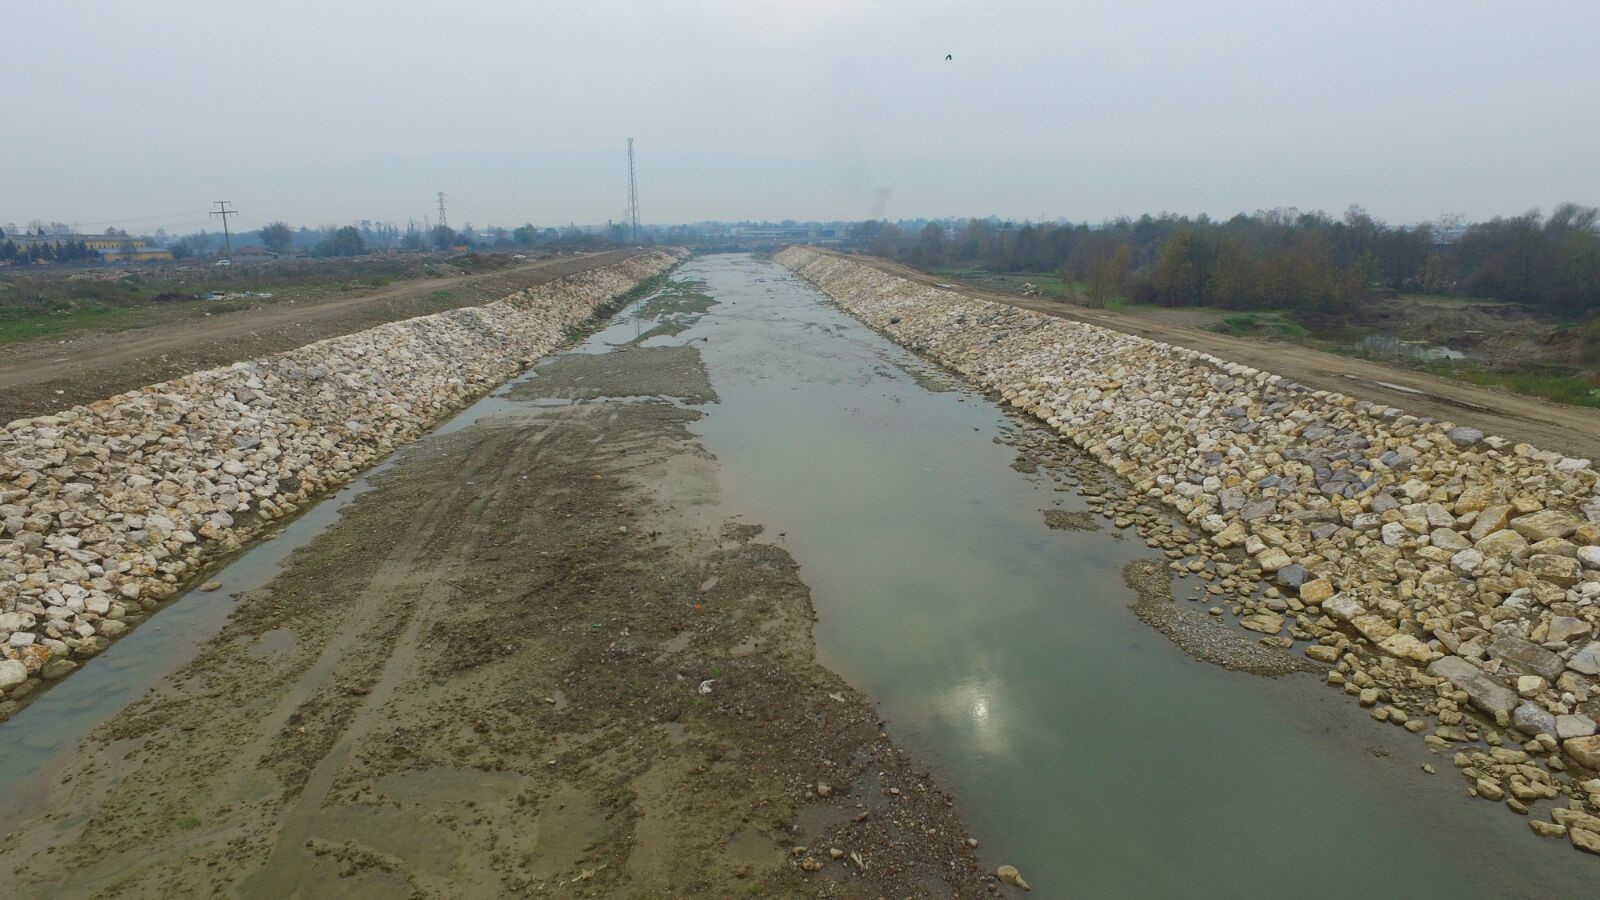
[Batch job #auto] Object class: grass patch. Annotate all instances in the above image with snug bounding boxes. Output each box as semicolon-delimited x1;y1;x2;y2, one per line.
0;303;200;345
1210;311;1310;339
638;278;713;317
1420;361;1600;409
928;268;1082;301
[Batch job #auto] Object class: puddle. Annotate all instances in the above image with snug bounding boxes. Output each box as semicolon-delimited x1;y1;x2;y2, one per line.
667;254;1588;898
1356;333;1469;362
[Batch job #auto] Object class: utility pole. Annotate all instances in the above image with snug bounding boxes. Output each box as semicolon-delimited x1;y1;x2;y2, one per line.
436;192;448;230
210;201;238;258
626;139;639;244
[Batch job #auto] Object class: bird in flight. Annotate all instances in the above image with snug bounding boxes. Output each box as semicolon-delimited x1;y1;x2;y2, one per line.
945;54;953;60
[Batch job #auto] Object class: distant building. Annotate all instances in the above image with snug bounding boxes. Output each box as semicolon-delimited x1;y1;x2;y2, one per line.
10;232;149;251
98;246;174;263
4;232;173;264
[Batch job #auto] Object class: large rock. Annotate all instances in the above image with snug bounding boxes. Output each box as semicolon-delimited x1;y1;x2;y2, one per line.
1489;634;1565;680
1241;613;1285;635
1565;735;1600;769
1428;655;1518;715
1322;594;1363;623
1558;714;1598;739
1255;547;1292;573
1510;509;1582;543
1579;545;1600;570
0;659;27;691
1379;633;1440;663
1299;578;1335;604
1449;549;1486;577
1475;529;1529;560
1275;564;1308;589
1513;701;1558;736
1548;616;1592;644
1469;505;1514;542
1529;554;1582;587
1569;642;1600;676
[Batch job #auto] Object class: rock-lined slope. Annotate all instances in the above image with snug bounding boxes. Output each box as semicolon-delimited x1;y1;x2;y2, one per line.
0;250;683;709
778;246;1600;851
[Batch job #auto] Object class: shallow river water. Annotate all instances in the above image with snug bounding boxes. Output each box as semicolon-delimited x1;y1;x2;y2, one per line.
674;254;1587;898
0;253;1589;897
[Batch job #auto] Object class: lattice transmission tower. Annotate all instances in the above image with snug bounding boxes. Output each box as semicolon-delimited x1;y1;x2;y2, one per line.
626;139;640;244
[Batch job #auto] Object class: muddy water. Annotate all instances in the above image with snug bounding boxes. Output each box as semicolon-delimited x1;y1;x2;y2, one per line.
676;254;1585;898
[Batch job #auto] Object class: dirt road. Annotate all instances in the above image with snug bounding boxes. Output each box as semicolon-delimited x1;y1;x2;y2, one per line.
850;252;1600;461
0;251;639;424
0;334;987;896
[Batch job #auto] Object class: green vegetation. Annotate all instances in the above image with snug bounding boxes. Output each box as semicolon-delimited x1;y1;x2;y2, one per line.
639;278;714;317
1420;361;1600;410
929;267;1082;301
1211;312;1310;339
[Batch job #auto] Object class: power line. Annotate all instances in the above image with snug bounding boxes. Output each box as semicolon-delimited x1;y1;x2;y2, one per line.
210;201;238;257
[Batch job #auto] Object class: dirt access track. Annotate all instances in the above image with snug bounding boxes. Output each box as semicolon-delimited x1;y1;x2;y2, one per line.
0;250;641;424
0;339;988;896
850;251;1600;462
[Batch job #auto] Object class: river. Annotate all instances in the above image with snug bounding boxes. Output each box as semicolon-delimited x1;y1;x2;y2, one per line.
675;254;1583;898
0;252;1586;897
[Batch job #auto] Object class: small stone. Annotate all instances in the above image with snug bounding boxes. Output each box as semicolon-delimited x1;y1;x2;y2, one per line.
997;865;1030;891
1305;645;1341;663
1530;820;1567;838
199;581;223;592
1240;613;1284;635
1572;828;1600;855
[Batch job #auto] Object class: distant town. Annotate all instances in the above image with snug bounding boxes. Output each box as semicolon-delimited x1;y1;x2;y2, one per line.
0;217;846;267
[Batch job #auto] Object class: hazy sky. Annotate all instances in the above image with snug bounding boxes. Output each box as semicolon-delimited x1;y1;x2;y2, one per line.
4;0;1597;231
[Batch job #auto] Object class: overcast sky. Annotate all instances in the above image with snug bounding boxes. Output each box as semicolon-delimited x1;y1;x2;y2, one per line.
4;0;1597;232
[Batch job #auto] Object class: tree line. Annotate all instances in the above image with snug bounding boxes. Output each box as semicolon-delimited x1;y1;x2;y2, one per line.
851;205;1600;314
